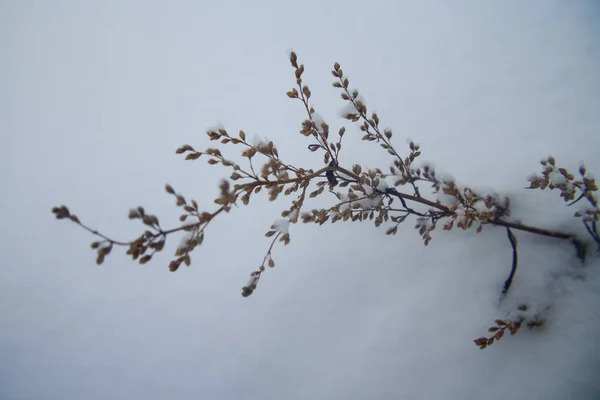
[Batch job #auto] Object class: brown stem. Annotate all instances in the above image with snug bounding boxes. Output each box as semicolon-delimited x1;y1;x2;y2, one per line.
239;166;331;189
66;162;577;251
76;220;131;246
261;232;281;267
502;228;518;296
334;165;576;240
490;219;574;240
334;166;445;211
296;76;336;163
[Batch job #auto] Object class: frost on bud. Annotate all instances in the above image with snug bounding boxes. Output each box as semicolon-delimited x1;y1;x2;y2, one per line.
242;271;260;297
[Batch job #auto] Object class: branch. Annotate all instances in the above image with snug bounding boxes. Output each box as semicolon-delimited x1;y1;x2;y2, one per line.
491;219;574;240
501;228;518;296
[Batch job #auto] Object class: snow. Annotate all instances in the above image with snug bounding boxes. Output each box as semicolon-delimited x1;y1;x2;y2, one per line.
311;112;329;146
336;168;355;182
577;204;598;214
288;209;299;223
375;178;389;192
271;218;290;235
550;171;567;185
437;192;458;206
250;134;271;149
338;100;358;120
473;199;495;214
352;91;367;107
357;195;383;210
2;2;600;400
311;112;326;133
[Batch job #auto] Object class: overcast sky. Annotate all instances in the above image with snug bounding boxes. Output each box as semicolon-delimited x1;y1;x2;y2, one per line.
2;1;600;399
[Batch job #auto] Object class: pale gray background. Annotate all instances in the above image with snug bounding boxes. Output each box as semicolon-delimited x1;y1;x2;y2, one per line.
2;1;600;399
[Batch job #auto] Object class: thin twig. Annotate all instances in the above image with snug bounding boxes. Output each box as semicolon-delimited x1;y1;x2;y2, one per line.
492;219;574;240
583;221;600;249
75;220;131;246
502;227;518;296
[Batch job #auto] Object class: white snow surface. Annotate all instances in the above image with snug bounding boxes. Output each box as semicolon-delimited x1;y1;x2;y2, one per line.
271;218;290;235
1;2;600;400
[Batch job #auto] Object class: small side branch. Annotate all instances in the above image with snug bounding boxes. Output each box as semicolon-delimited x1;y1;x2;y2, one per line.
491;218;573;240
582;221;600;251
501;227;518;296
